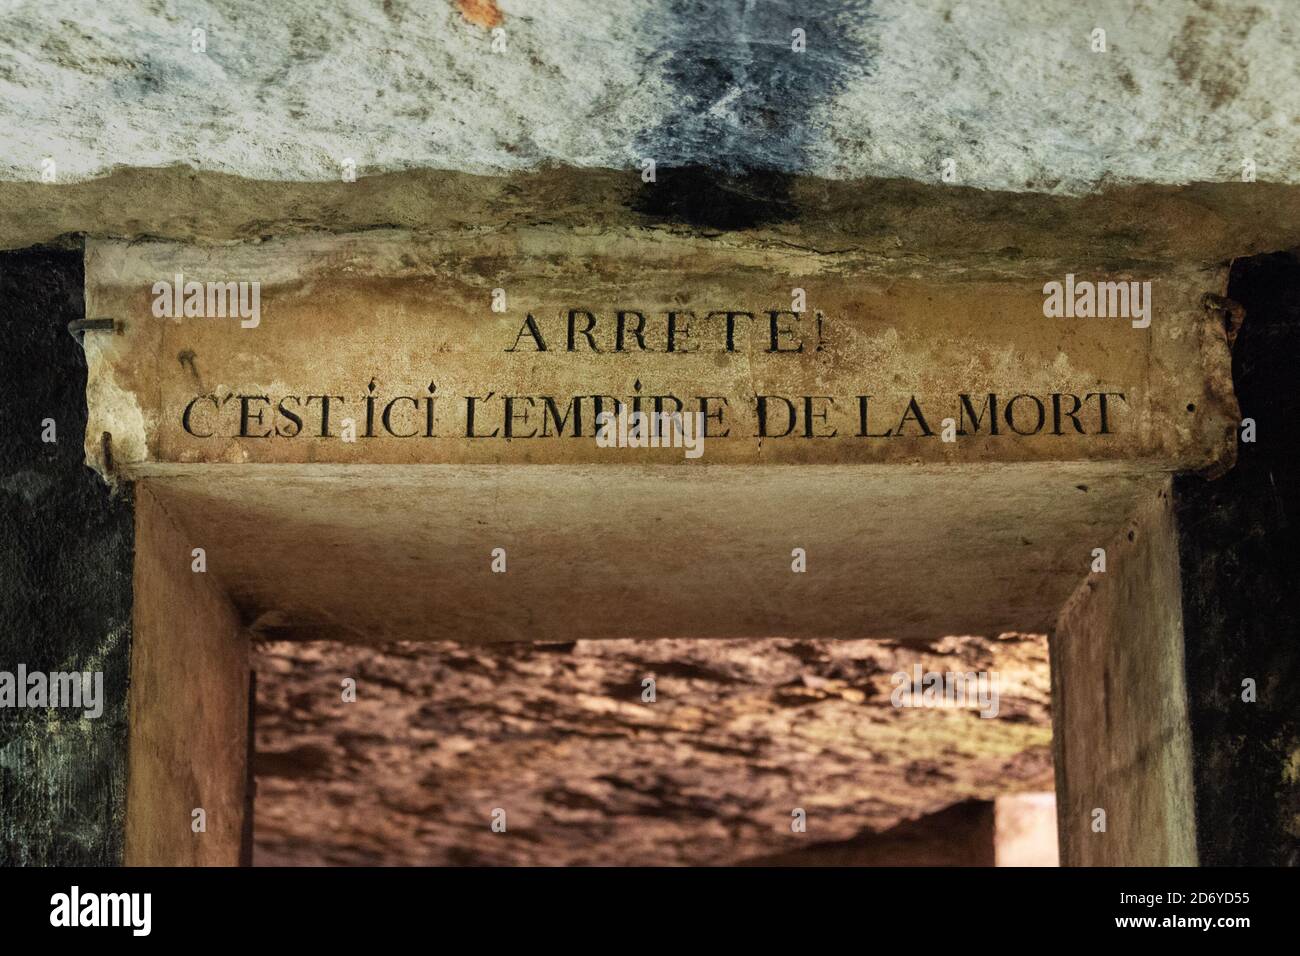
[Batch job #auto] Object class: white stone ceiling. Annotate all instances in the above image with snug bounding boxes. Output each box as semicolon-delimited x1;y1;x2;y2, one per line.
1;0;1296;193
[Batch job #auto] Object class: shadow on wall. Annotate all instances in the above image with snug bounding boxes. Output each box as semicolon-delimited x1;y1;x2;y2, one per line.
740;794;1059;866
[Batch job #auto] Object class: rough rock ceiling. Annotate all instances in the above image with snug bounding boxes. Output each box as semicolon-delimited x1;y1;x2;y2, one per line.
253;632;1051;866
1;1;1295;193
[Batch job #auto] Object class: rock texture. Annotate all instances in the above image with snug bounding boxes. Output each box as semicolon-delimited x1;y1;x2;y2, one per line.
1052;482;1198;866
0;249;133;866
1173;251;1300;866
125;487;250;866
1;1;1295;194
252;632;1051;866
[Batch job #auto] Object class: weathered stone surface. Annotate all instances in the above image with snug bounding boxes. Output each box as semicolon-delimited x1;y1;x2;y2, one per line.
1051;481;1197;866
124;487;250;866
83;233;1237;472
2;1;1296;195
252;633;1051;866
75;228;1238;646
4;171;1299;277
0;248;132;867
1047;252;1300;868
4;0;1294;873
138;465;1161;645
1173;251;1300;866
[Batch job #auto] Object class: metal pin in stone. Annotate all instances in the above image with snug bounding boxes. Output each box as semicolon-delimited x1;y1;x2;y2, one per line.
66;317;116;345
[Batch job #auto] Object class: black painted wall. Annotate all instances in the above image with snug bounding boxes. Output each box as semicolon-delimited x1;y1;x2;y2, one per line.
0;247;134;865
1174;251;1300;866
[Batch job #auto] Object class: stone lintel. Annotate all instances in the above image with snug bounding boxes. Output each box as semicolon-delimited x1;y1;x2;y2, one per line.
83;233;1237;475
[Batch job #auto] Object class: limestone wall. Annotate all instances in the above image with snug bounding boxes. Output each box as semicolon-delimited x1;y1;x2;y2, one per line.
81;234;1237;474
124;485;250;865
1051;483;1197;866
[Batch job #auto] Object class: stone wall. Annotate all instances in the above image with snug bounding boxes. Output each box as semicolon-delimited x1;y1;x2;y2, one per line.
1173;251;1300;866
1051;484;1197;866
0;248;133;866
124;485;250;866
